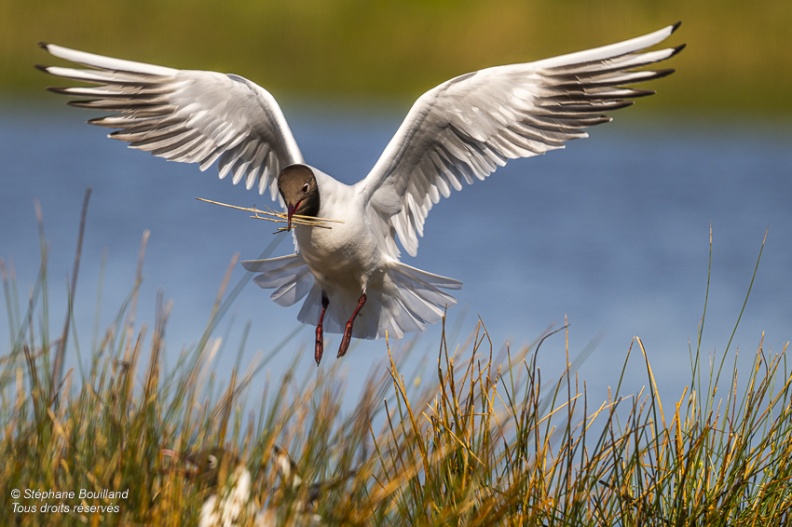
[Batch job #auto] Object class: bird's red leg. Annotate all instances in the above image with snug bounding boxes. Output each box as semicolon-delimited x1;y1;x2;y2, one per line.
315;294;329;366
338;293;367;358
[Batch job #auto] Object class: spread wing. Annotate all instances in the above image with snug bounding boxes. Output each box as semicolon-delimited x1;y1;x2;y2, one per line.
360;23;684;257
38;43;303;199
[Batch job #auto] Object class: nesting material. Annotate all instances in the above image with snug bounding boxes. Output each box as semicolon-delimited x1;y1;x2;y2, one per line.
196;197;342;232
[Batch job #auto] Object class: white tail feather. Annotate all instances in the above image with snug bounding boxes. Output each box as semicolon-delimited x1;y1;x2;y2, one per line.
242;253;314;307
244;255;461;340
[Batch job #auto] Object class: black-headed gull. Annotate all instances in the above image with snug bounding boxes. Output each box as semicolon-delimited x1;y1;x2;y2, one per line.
40;23;683;363
164;445;341;526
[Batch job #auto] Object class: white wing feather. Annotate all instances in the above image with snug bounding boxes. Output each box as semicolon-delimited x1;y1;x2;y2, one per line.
360;23;684;257
39;43;304;199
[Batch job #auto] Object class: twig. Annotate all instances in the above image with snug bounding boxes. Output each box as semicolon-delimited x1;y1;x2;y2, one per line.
196;197;342;231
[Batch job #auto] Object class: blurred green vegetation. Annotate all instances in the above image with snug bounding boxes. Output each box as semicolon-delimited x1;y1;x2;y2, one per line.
2;0;791;116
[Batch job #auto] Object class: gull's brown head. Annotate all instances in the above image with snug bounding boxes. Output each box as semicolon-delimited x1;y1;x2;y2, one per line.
181;447;240;488
277;164;320;231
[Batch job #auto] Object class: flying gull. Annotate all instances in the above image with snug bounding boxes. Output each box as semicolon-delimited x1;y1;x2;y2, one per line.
39;23;683;364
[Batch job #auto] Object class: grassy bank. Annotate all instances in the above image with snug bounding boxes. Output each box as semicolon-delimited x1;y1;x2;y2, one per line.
2;0;791;116
2;206;792;525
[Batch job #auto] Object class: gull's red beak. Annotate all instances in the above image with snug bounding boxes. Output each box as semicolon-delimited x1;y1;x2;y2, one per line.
286;200;302;231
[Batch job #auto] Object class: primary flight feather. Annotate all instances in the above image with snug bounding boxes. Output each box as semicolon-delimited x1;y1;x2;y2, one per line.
40;23;684;364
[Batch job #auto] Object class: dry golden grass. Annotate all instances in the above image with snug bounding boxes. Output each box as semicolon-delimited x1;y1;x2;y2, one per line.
2;209;792;526
196;197;343;232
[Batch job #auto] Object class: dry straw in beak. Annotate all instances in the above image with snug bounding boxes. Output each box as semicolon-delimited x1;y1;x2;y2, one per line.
196;197;343;232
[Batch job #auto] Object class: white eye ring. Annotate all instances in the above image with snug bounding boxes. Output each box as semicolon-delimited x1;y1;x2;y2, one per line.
302;183;310;193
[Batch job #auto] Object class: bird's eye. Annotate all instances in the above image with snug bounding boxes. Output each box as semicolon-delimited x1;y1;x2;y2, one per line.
302;183;310;193
208;455;218;469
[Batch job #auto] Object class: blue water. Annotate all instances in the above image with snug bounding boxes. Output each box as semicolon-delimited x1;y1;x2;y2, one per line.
2;100;791;405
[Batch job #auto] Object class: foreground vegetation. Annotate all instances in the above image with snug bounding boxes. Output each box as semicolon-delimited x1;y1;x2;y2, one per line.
2;215;792;526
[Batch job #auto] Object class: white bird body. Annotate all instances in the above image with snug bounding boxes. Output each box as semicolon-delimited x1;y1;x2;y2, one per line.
39;23;683;361
290;168;396;337
189;446;326;527
295;170;380;292
198;465;252;527
245;165;460;344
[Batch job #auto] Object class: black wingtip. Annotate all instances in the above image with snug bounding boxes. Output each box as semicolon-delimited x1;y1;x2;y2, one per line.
45;86;72;94
671;21;682;33
629;89;658;99
36;43;56;74
651;68;677;81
